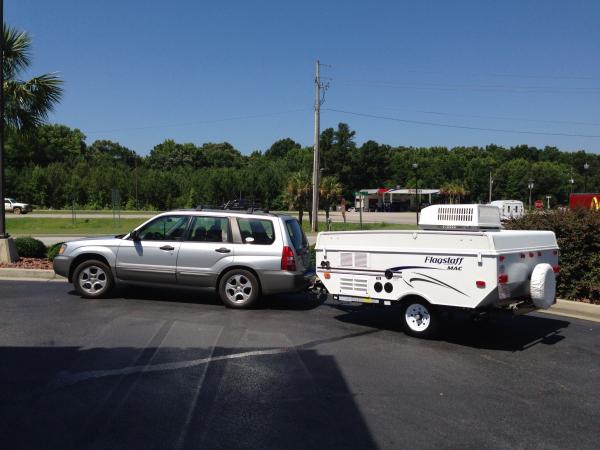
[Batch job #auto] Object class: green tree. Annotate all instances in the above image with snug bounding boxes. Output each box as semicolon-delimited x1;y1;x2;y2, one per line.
319;175;343;222
265;138;301;159
3;24;63;129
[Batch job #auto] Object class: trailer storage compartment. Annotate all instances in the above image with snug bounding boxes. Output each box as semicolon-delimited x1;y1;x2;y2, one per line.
315;204;559;337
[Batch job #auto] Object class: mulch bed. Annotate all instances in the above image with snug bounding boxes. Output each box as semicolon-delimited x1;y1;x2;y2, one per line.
0;258;53;270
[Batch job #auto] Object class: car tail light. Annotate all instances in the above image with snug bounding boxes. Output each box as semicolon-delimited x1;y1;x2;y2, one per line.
499;255;505;262
552;265;560;274
476;280;486;288
537;251;542;257
498;274;509;284
281;246;296;271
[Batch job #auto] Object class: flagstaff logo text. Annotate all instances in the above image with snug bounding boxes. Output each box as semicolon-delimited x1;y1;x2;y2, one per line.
425;256;464;270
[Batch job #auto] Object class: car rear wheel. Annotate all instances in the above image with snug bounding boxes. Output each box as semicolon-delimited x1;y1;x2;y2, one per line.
401;299;439;338
13;207;21;215
73;259;114;298
218;269;260;309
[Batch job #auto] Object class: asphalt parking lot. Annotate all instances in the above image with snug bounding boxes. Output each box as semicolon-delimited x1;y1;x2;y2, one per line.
1;281;599;450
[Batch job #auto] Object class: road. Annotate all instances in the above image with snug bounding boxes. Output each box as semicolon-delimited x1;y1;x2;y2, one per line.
1;281;598;449
9;210;419;224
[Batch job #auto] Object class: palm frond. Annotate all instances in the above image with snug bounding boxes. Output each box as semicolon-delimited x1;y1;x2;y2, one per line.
4;73;64;130
3;24;32;79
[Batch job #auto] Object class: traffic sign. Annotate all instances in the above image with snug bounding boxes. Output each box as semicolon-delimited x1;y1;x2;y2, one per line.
534;200;543;209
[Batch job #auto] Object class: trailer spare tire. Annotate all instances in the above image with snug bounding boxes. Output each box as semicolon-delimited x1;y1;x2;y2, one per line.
530;263;556;309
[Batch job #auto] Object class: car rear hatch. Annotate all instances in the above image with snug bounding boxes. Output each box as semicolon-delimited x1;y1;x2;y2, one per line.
284;218;311;272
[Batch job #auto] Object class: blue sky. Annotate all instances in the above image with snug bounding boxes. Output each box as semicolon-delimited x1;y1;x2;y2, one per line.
8;0;600;155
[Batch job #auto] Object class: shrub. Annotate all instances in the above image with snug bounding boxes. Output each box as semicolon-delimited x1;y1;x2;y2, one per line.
47;242;65;262
14;237;48;259
504;209;600;303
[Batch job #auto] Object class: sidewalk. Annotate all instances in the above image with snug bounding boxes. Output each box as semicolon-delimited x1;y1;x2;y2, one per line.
538;299;600;323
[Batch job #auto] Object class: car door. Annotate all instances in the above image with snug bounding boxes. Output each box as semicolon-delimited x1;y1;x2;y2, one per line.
116;214;190;284
4;198;12;212
177;215;234;287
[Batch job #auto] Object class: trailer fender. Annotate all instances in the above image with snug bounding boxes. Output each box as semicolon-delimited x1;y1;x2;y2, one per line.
530;263;556;310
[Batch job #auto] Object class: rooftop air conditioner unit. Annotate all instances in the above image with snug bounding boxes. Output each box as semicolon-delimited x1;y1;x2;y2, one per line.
419;204;501;231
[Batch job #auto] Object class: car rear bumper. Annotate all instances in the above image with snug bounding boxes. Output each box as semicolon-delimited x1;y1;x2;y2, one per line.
53;256;71;279
259;269;315;295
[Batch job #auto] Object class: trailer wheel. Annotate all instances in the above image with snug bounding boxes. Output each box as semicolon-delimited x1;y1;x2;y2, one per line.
401;299;439;338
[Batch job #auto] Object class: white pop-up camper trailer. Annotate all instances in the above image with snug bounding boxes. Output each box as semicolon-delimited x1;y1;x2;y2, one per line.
315;204;558;337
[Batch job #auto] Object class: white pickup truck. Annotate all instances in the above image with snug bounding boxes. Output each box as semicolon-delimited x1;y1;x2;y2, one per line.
4;198;33;214
315;204;559;337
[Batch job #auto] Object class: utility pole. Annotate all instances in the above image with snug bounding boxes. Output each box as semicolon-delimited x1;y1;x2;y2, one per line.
0;0;6;239
488;172;493;203
311;60;321;232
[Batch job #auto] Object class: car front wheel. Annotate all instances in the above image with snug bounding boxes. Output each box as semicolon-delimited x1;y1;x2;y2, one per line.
218;269;260;309
73;259;114;298
13;207;21;214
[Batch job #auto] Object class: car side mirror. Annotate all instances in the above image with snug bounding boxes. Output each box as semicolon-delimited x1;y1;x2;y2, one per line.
130;230;140;241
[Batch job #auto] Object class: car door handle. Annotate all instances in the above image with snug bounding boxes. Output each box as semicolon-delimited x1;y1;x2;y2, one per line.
160;245;175;251
215;247;231;253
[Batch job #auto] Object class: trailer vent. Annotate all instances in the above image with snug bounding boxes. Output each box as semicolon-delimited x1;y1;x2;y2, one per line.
340;252;369;268
340;252;353;267
419;204;501;231
340;277;368;293
354;252;368;268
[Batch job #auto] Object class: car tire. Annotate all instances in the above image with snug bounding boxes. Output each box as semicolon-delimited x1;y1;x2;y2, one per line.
13;207;21;215
218;269;260;309
73;259;114;298
401;299;439;338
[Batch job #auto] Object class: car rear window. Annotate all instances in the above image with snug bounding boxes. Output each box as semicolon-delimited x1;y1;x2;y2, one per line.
188;216;230;242
237;218;275;245
285;219;307;252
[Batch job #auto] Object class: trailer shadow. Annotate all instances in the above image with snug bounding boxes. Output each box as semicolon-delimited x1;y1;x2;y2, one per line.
332;304;570;352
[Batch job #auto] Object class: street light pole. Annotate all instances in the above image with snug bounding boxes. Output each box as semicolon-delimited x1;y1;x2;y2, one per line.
412;163;420;224
488;171;493;203
528;179;534;210
584;162;589;192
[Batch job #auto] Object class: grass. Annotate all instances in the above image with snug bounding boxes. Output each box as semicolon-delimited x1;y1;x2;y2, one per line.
300;221;417;233
7;217;146;236
29;209;156;215
6;216;417;236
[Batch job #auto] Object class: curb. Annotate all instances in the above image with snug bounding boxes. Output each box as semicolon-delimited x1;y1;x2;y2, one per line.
0;268;66;282
538;299;600;323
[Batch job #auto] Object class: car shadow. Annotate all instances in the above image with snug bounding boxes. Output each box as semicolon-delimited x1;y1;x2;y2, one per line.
332;302;570;352
67;286;327;311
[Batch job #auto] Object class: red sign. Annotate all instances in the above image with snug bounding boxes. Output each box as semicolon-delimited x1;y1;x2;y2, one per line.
534;200;543;209
569;193;600;210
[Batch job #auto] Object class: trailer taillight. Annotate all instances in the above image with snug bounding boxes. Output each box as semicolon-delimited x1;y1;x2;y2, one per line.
529;252;534;258
553;250;559;255
476;281;486;288
498;274;509;284
552;265;560;274
281;246;296;271
499;255;505;262
537;251;542;257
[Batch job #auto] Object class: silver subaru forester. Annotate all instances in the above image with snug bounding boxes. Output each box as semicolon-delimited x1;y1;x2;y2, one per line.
53;209;313;308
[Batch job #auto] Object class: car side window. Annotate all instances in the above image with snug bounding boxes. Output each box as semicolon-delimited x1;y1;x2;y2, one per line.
188;216;230;243
137;215;189;241
237;218;275;245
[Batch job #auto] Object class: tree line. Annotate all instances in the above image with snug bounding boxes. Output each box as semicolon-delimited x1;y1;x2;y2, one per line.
4;122;599;211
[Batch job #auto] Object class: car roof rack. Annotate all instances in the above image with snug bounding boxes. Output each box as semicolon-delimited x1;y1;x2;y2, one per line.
193;204;273;216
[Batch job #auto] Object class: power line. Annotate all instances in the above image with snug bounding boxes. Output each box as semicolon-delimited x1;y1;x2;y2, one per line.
86;108;311;135
342;105;600;127
335;79;600;94
323;108;600;138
